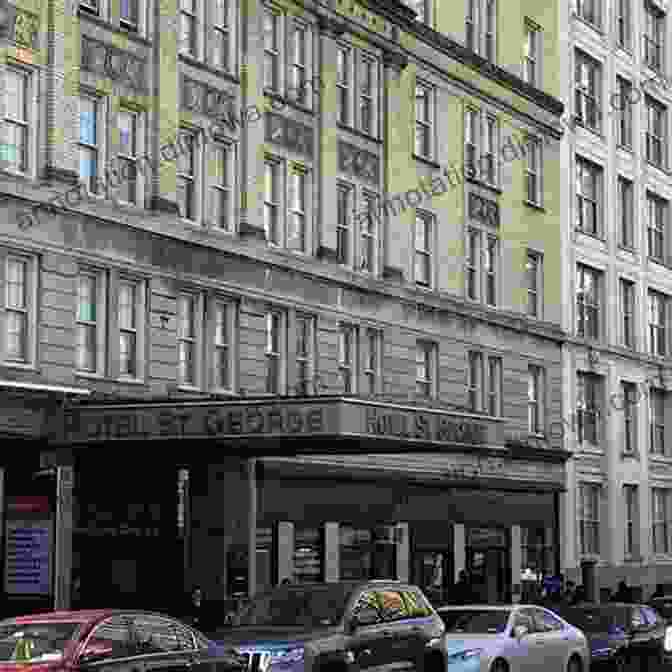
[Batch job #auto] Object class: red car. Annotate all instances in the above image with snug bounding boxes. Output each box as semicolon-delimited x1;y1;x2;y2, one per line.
0;610;245;672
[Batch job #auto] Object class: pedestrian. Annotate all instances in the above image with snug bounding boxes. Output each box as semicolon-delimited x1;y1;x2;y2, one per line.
183;586;208;630
452;570;477;605
651;583;665;600
611;580;632;603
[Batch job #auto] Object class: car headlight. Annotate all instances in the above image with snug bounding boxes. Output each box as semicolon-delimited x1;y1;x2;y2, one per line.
664;627;672;652
448;649;483;661
269;648;304;664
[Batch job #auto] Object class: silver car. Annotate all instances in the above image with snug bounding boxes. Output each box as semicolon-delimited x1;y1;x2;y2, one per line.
437;604;590;672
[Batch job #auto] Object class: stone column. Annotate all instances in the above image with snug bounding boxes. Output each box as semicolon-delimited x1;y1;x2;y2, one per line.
247;458;257;597
510;525;522;603
453;523;466;580
396;523;409;582
277;521;294;583
324;522;339;582
54;464;74;609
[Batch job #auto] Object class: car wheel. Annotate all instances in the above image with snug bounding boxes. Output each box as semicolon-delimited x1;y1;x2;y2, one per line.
490;658;508;672
566;655;582;672
612;652;627;672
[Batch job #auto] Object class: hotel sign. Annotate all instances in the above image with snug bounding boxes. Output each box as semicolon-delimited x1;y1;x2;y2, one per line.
55;398;504;449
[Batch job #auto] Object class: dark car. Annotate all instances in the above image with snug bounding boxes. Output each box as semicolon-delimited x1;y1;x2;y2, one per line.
0;609;245;672
208;581;445;672
554;603;669;671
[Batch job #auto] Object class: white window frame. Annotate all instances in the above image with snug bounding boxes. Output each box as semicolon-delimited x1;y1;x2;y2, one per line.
482;114;498;186
467;350;484;412
622;381;638;454
617;0;631;50
79;94;103;196
645;95;668;169
75;268;107;376
528;364;544;435
362;327;382;396
337;181;353;266
264;156;281;245
3;254;37;368
177;129;200;223
120;0;139;31
338;323;357;394
616;77;633;148
620;278;635;349
408;0;432;25
179;0;198;57
287;165;307;253
294;313;315;396
265;309;286;395
289;19;312;107
336;45;352;127
624;484;638;557
648;289;668;357
466;228;479;301
357;52;378;137
209;0;237;74
652;488;671;555
209;297;237;393
359;191;378;274
576;0;601;27
577;371;602;446
650;387;668;456
526;250;543;319
579;482;600;556
117;277;146;381
617;175;634;248
336;45;380;138
486;355;502;417
3;68;31;176
415;82;434;160
208;140;236;232
177;292;203;389
464;107;479;179
116;108;142;207
647;191;667;263
525;135;543;206
414;210;434;288
644;2;665;73
523;20;541;87
575;155;602;236
466;0;478;52
263;5;283;94
484;233;498;307
574;50;602;133
576;264;602;341
415;340;436;399
80;0;100;15
466;0;496;61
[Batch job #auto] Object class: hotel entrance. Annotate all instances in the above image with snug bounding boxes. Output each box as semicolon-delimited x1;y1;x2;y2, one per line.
466;527;510;604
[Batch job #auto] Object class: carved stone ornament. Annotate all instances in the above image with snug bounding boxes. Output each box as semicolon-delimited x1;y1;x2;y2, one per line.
13;8;38;49
80;36;147;92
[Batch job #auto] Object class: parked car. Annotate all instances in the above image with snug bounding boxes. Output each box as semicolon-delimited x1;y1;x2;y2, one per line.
209;581;445;672
554;603;671;670
436;604;590;672
0;609;245;672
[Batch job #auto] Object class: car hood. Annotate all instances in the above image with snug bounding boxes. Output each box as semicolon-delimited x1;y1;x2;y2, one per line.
211;626;342;649
0;663;64;672
444;634;500;657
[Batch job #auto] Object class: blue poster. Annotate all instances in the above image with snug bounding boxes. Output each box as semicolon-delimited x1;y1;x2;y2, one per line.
4;521;52;595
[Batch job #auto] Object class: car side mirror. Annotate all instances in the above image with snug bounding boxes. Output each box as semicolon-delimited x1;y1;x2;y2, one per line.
513;625;529;639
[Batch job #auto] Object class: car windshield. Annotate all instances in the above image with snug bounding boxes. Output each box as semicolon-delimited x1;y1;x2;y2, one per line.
235;585;353;627
0;622;80;663
555;608;624;633
439;610;510;634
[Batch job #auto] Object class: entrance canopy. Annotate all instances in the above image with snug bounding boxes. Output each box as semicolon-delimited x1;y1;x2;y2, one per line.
49;395;508;454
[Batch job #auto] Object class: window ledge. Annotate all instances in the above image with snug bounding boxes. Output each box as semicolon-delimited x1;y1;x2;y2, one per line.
577;445;603;456
524;199;545;212
412;153;441;170
77;8;152;46
615;45;634;59
176;385;203;393
647;256;672;271
650;554;672;564
575;229;606;243
574;122;605;141
649;454;672;464
75;371;107;381
644;159;671;176
616;143;634;154
623;554;643;563
617;245;637;255
0;362;38;372
179;54;241;85
572;12;605;35
336;122;383;145
621;450;640;460
116;377;147;386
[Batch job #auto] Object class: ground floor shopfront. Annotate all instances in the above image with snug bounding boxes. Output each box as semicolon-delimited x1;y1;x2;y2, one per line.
0;395;567;616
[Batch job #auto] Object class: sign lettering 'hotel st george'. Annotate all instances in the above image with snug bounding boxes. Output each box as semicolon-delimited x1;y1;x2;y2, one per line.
58;399;498;447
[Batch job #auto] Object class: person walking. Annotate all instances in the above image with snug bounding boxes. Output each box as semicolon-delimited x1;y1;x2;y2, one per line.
183;586;208;630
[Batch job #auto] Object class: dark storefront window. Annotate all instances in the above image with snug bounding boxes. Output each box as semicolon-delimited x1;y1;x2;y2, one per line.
294;528;323;583
339;525;396;580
